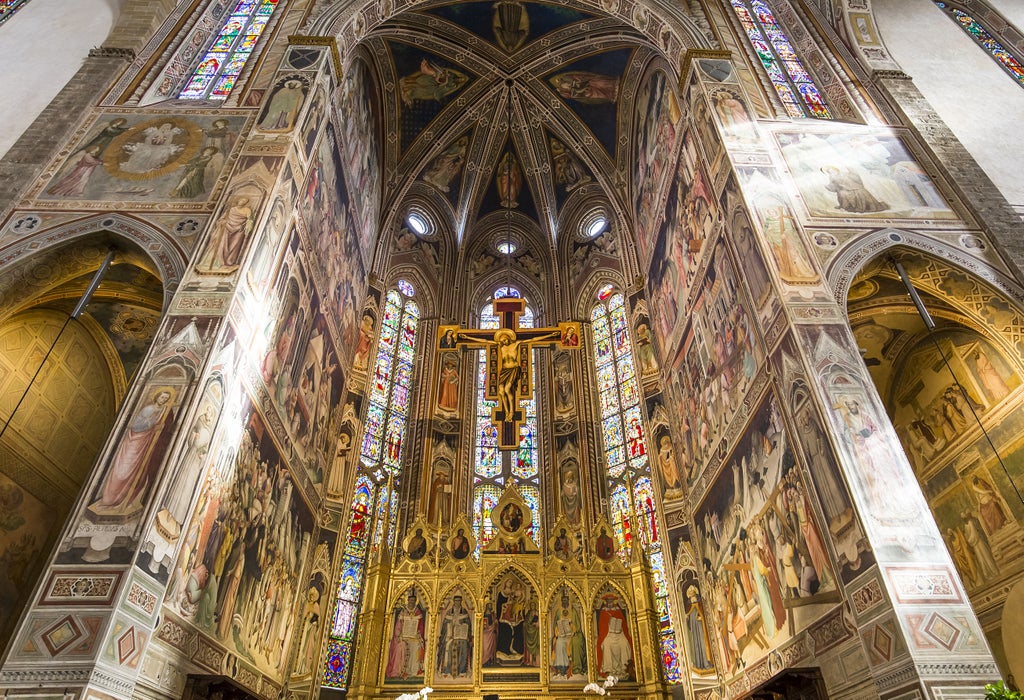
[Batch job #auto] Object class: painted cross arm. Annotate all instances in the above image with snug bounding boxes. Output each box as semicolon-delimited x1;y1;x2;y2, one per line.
436;323;583;351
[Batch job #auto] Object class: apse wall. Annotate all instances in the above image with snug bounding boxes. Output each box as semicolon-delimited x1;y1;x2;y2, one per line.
871;0;1024;212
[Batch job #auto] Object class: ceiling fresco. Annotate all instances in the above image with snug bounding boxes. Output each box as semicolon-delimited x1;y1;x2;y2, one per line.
359;0;660;244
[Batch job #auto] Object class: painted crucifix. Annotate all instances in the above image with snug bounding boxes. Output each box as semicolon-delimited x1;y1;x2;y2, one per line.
438;296;581;449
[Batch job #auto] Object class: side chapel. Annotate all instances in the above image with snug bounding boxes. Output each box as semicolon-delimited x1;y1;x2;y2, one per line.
0;0;1022;699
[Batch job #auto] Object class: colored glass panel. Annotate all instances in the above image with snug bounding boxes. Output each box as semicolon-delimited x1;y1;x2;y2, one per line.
474;483;502;548
730;0;832;118
934;3;1024;86
591;290;682;683
323;640;351;687
324;289;418;689
179;0;279;100
659;635;683;683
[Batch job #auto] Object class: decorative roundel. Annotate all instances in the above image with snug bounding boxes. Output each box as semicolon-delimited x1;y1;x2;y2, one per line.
597;283;616;301
493;230;522;256
406;210;431;236
397;279;415;297
580;208;609;240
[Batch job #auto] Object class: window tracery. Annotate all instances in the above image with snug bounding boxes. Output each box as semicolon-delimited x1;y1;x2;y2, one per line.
590;285;682;683
730;0;832;118
178;0;280;100
323;286;419;688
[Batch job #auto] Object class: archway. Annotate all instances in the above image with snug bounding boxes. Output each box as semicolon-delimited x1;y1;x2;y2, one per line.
845;246;1024;679
0;235;164;654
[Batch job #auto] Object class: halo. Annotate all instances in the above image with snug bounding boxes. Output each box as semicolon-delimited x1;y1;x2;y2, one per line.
494;328;515;343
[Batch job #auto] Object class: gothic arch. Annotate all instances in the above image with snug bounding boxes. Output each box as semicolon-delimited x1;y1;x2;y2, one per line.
838;240;1024;679
389;580;434;613
545;578;587;611
383;264;437;320
573;270;627;321
487;563;542;598
437;581;480;615
0;213;186;311
827;228;1024;314
469;270;549;325
381;184;459;274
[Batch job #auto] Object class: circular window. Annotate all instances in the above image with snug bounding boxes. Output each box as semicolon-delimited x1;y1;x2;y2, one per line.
406;211;430;236
497;241;517;255
585;215;608;239
597;283;615;301
397;279;415;297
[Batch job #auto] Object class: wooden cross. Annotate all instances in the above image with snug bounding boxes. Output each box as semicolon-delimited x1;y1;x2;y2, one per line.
438;297;581;449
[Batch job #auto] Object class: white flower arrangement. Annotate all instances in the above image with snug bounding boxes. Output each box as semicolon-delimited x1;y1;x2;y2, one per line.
583;675;619;695
396;686;433;700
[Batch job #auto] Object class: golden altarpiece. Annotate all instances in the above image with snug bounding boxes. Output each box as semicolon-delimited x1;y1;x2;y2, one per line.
346;489;667;700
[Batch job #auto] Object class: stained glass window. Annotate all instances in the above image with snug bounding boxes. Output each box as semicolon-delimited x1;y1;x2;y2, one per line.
730;0;832;118
323;288;419;689
473;287;542;555
179;0;280;100
935;2;1024;87
0;0;28;25
591;286;682;684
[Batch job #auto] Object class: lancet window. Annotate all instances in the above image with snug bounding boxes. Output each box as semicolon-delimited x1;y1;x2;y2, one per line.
590;285;683;683
178;0;280;100
729;0;832;118
934;1;1024;87
473;287;541;555
323;285;420;688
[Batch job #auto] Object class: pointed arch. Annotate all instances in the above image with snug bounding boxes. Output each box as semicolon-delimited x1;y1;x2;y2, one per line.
0;214;187;312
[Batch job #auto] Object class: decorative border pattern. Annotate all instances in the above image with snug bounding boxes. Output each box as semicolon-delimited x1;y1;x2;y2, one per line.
39;570;123;606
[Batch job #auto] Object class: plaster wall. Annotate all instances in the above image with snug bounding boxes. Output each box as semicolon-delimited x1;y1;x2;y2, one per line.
0;0;120;157
872;0;1024;211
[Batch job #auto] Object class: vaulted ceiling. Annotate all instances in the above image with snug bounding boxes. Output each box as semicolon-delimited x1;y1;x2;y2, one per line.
358;1;665;246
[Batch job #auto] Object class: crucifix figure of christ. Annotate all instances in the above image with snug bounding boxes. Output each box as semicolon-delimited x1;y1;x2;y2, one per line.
438;296;582;449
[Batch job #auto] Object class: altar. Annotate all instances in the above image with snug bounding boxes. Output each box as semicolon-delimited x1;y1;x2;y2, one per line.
344;485;669;700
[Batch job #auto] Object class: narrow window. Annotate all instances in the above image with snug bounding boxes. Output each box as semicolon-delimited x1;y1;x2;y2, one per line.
323;285;419;688
934;1;1024;87
730;0;833;118
0;0;30;25
591;285;683;683
179;0;280;100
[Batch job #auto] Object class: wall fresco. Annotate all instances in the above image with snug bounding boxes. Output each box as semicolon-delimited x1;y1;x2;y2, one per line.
692;392;838;676
39;113;246;203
